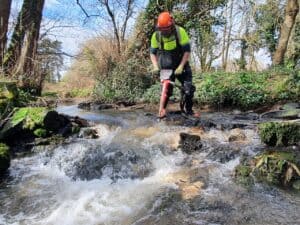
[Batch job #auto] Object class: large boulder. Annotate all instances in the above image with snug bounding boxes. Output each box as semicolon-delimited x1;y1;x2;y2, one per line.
43;110;70;132
0;143;10;175
258;121;300;147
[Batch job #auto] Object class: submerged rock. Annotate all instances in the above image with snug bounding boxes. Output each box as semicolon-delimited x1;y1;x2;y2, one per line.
0;143;10;175
60;144;153;181
207;144;241;163
258;121;300;147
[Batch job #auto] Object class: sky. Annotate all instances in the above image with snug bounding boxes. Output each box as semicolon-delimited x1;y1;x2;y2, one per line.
10;0;145;73
9;0;272;72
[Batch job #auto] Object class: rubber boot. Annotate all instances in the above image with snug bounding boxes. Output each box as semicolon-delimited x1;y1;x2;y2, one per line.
158;80;171;118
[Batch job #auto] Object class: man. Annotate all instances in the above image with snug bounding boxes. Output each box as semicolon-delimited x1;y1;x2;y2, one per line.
150;11;199;119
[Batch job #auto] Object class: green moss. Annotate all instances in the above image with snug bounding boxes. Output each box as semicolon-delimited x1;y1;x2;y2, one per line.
0;143;10;174
34;128;47;138
12;107;48;130
234;165;254;186
258;122;300;146
235;165;252;177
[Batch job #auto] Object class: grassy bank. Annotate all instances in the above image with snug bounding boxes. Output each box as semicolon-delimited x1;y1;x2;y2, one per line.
142;68;300;110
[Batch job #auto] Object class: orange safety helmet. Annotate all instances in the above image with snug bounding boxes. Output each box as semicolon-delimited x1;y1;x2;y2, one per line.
157;12;174;31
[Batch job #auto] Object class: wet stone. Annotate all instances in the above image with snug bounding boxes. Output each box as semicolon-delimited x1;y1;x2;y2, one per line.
78;128;99;139
78;101;92;110
228;128;246;142
97;104;114;110
178;133;203;154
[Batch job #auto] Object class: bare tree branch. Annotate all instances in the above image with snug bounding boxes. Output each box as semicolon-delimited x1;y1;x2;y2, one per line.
76;0;101;22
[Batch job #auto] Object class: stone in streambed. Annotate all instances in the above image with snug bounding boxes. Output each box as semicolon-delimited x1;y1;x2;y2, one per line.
178;133;202;154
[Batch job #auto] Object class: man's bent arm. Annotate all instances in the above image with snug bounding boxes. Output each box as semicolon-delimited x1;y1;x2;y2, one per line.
179;52;190;68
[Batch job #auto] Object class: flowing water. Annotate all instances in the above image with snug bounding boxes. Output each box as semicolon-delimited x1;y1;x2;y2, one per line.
0;105;299;225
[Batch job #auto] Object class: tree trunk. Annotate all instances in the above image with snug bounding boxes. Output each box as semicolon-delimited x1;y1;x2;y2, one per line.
15;0;45;90
222;0;234;71
273;0;299;65
3;0;32;74
0;0;12;67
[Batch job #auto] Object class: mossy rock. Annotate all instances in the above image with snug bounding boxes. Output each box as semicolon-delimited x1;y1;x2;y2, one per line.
0;81;18;100
235;150;300;188
258;122;300;146
0;107;48;143
252;151;300;186
33;128;47;138
11;107;48;130
0;143;10;174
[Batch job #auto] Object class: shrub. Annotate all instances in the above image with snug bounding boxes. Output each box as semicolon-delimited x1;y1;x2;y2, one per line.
94;57;152;103
65;88;92;98
193;68;299;110
258;121;300;147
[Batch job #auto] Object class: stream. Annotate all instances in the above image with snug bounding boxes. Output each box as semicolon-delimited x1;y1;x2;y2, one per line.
0;105;299;225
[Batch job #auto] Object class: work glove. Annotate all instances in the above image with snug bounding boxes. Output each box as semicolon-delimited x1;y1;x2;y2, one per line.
151;65;160;79
175;65;184;75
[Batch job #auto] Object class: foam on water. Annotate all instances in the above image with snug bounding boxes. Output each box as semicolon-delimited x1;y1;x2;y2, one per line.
0;122;186;225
